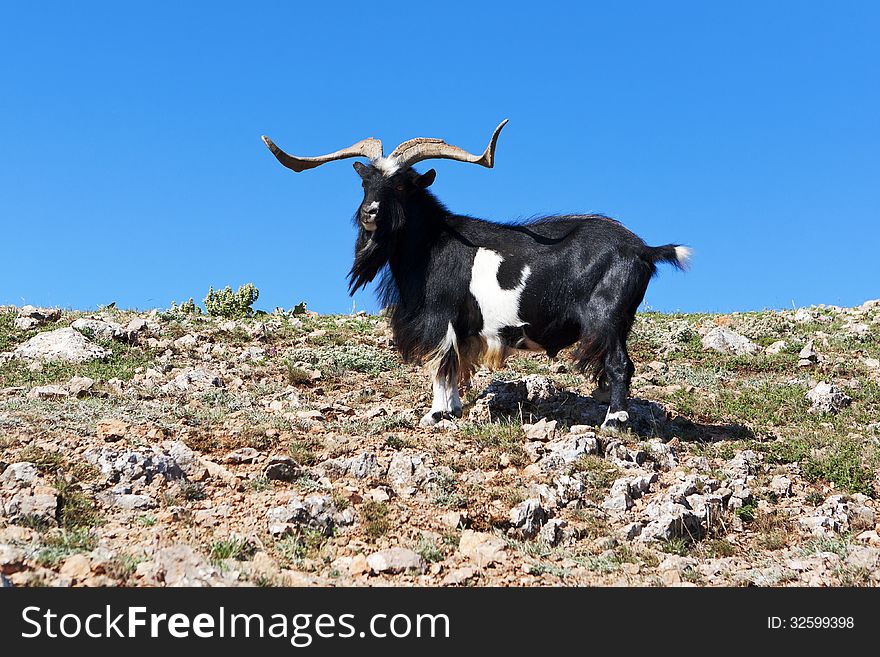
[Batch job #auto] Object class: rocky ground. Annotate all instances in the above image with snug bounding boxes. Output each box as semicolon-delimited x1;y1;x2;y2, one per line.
1;300;879;587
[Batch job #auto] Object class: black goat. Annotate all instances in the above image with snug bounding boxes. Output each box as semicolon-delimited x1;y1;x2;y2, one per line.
262;121;690;431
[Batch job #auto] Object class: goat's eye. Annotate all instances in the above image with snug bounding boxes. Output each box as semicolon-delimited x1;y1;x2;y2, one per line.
395;184;406;192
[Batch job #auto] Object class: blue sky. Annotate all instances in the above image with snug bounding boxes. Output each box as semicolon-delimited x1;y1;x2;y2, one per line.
1;2;877;314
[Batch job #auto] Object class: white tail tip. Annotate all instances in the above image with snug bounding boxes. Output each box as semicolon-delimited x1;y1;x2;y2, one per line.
674;246;693;269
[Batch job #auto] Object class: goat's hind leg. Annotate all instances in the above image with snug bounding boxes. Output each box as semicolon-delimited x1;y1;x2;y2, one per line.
599;337;635;433
420;324;462;427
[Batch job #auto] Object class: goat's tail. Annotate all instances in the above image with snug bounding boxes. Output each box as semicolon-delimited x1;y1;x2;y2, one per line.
643;244;692;271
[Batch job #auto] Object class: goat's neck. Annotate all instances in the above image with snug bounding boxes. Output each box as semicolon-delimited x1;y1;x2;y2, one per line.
387;195;447;309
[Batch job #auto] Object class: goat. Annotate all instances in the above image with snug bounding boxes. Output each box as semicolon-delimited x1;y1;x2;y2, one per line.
262;121;690;431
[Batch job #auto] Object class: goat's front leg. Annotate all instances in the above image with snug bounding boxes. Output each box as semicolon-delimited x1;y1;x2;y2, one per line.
420;323;462;427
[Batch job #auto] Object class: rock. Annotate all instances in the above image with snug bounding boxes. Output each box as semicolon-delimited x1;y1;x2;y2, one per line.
855;530;880;547
0;544;26;575
805;382;852;414
366;548;426;575
441;566;477;586
798;340;819;367
458;530;507;567
540;433;599;471
619;522;643;541
84;446;186;484
10;327;111;363
100;493;156;510
27;384;70;400
266;493;353;537
701;327;759;356
387;452;436;497
264;455;301;482
508;499;547;538
3;486;59;524
793;308;815;324
539;519;567;546
135;544;234;586
348;554;370;576
97;418;129;442
602;479;634;514
639;498;704;542
645;439;678;470
71;318;125;341
470;375;563;422
723;450;760;478
126;318;149;334
769;475;792;497
59;554;92;581
224;448;260;464
320;452;383;480
66;376;95;397
173;334;199;350
15;306;61;329
161;368;223;393
522;418;557;441
765;340;787;355
0;462;40;489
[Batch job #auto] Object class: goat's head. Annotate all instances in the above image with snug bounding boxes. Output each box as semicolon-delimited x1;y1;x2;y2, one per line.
261;120;508;235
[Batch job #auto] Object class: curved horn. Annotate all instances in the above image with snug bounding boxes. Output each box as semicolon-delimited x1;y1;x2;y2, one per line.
261;135;383;173
387;119;508;170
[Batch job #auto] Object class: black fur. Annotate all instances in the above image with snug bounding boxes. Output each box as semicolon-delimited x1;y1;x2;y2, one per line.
346;162;686;427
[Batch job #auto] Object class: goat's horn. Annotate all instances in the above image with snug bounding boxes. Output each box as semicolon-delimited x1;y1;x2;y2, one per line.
387;119;508;170
261;135;383;173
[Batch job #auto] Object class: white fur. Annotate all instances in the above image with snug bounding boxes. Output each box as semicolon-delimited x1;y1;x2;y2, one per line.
421;322;461;426
373;157;400;176
365;201;379;213
674;246;692;269
469;248;531;357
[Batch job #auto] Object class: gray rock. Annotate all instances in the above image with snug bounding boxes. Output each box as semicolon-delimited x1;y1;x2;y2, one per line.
639;498;704;542
0;463;40;489
224;447;260;464
387;452;436;496
161;368;223;393
10;327;111;363
805;382;852;414
366;548;426;575
84;446;186;484
0;544;26;575
100;493;156;510
15;306;61;329
540;434;599;471
765;340;787;355
770;475;792;497
27;384;70;400
71;318;125;341
267;493;353;537
646;439;678;470
539;519;568;546
509;499;547;538
2;486;58;524
619;522;643;541
701;327;759;356
264;455;301;482
135;544;234;587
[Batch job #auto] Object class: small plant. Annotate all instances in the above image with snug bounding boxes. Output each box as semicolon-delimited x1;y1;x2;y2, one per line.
204;283;260;318
384;434;412;450
660;537;690;556
734;503;757;523
245;475;272;492
36;529;97;567
360;500;391;539
412;535;444;563
285;362;314;385
182;481;207;501
209;537;255;564
169;298;202;315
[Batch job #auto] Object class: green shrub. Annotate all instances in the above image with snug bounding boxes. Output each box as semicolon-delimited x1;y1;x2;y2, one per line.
204;283;259;318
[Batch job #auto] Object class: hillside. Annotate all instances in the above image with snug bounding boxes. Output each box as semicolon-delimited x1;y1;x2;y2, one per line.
1;300;879;586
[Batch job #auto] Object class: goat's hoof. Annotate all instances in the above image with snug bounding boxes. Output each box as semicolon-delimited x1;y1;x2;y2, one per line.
600;410;630;433
420;409;461;427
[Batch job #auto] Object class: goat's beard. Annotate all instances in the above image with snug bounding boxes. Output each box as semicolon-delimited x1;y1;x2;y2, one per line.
346;201;405;302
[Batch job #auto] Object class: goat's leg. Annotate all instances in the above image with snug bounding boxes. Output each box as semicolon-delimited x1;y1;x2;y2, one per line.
600;337;634;433
420;324;462;427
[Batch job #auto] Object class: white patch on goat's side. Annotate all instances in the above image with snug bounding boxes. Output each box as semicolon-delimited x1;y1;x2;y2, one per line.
373;157;400;176
469;248;531;360
674;246;692;269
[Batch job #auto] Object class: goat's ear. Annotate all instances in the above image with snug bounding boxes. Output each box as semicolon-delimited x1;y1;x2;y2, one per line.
353;161;368;177
415;168;436;188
